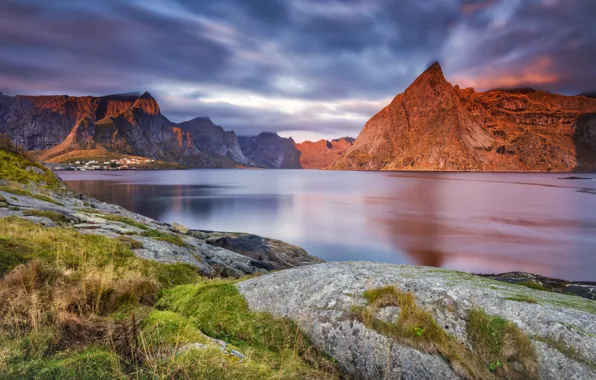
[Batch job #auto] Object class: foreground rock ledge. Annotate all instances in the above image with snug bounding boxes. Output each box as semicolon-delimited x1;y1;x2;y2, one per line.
237;262;596;380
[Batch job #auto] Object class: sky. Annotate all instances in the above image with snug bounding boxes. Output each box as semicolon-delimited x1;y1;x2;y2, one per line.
1;0;595;142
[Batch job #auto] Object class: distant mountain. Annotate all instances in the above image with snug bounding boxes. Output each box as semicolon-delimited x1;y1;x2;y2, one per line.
332;62;596;172
0;92;254;168
296;137;354;169
178;117;254;167
238;133;301;169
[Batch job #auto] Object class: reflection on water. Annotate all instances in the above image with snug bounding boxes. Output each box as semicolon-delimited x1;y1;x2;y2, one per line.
59;170;596;281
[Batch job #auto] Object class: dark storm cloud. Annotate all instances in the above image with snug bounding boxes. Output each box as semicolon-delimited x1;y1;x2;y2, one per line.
0;0;595;138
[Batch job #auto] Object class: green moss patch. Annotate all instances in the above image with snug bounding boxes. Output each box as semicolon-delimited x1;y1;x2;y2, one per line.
142;229;186;247
505;295;538;304
101;214;148;230
156;282;339;379
22;210;69;224
31;194;64;206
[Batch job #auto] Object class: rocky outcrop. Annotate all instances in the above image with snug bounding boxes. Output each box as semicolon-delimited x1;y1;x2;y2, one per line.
296;137;354;169
333;62;596;171
238;132;301;168
192;230;324;270
238;262;596;380
0;182;321;278
0;92;256;168
178;117;255;167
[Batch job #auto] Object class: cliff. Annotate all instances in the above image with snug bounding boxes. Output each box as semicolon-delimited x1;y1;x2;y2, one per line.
238;132;301;168
296;137;354;169
0;92;255;168
333;62;596;171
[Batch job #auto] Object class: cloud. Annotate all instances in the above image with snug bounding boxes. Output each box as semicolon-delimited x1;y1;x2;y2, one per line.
0;0;595;138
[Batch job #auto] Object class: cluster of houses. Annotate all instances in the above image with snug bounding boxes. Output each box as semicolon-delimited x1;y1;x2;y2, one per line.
65;157;155;171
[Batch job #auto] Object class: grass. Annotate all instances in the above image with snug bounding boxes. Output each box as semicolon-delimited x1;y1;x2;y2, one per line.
0;143;62;190
352;286;537;380
156;281;339;379
116;236;144;249
142;229;185;247
505;295;538;304
21;210;70;224
516;280;547;292
101;214;148;230
467;308;537;378
533;335;596;370
0;216;339;379
31;194;64;206
0;186;32;197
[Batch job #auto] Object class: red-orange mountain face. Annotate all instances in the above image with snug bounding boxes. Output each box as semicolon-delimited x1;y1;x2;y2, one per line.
333;63;596;171
296;137;354;169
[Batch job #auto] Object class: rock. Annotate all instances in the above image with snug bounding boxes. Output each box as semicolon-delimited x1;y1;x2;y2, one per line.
197;231;323;269
481;271;596;300
170;222;190;235
237;262;596;380
332;62;596;172
25;166;45;175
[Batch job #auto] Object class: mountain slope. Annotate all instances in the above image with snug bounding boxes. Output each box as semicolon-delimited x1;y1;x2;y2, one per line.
238;132;301;168
333;62;596;171
0;92;253;168
178;117;255;167
296;137;354;169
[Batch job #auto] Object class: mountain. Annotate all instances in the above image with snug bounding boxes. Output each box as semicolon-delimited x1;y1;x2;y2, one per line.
296;137;354;169
0;92;253;168
178;117;254;167
333;62;596;171
238;132;301;168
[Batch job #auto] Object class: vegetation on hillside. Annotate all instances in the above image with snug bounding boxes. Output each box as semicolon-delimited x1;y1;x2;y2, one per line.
0;217;340;379
0;135;62;189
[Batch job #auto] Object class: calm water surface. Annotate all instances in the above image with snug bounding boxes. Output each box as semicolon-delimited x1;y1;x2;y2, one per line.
58;170;596;281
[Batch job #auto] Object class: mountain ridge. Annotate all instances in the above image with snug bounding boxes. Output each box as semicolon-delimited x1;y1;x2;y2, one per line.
332;62;596;172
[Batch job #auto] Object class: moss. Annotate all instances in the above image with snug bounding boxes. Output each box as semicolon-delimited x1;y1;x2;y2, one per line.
353;286;538;380
157;282;339;378
3;347;124;380
32;194;64;206
506;295;538;304
22;210;69;224
467;308;537;379
0;195;6;202
142;229;185;247
101;214;148;230
141;310;208;347
516;280;547;292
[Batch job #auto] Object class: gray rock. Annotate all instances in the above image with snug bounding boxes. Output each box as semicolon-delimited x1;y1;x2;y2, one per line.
170;222;190;235
25;166;45;175
237;262;596;380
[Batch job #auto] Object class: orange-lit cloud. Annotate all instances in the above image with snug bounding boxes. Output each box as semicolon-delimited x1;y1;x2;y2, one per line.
453;57;560;90
461;0;498;15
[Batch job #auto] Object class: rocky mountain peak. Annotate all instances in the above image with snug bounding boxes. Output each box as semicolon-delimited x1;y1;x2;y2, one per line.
132;91;160;115
405;61;449;93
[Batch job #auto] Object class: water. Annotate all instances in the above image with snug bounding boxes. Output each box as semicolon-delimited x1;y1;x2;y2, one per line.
58;170;596;281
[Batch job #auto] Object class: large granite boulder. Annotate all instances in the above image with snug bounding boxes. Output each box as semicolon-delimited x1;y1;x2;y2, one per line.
238;262;596;380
